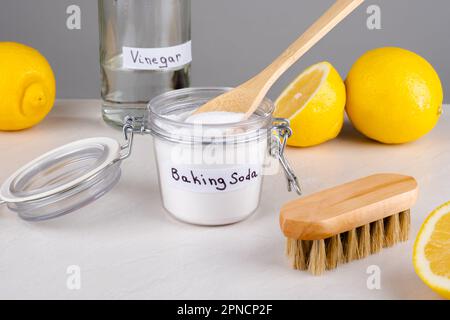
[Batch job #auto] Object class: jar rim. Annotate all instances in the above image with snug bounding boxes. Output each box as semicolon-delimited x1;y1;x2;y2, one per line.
147;87;274;130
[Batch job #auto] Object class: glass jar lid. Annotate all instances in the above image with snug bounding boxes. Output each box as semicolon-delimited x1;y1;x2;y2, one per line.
148;87;274;144
0;137;123;221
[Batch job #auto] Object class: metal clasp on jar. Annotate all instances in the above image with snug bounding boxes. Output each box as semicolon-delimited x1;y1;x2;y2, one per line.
114;116;140;162
271;118;302;195
116;115;154;161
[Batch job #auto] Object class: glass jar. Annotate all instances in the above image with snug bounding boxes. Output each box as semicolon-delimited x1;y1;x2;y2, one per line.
0;88;300;224
98;0;191;128
148;87;300;225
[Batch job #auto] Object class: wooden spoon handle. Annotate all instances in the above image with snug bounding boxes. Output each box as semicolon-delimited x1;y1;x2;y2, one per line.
250;0;364;90
194;0;364;118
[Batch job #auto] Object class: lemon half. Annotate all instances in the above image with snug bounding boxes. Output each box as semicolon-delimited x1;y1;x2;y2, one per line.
413;201;450;299
274;62;346;147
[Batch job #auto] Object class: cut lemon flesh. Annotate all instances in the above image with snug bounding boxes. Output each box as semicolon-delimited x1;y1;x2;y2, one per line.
274;62;346;147
413;201;450;299
275;67;325;119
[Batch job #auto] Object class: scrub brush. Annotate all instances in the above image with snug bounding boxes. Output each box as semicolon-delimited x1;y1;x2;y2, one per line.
280;173;418;275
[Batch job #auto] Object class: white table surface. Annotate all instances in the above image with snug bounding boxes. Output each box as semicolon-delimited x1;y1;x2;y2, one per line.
0;100;448;300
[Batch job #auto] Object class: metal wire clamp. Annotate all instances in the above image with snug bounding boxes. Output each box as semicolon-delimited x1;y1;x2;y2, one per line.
271;118;302;195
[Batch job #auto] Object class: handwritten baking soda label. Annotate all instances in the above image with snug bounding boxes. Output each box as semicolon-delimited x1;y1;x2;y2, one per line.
168;166;261;193
122;41;192;70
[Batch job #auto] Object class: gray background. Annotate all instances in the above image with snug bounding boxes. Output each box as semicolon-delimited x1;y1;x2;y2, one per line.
0;0;449;101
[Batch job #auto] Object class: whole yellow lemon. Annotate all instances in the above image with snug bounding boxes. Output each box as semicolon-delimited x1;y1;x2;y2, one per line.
0;42;55;131
346;47;443;144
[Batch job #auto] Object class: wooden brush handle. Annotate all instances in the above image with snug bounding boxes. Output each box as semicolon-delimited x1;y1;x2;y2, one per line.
249;0;364;91
280;174;419;240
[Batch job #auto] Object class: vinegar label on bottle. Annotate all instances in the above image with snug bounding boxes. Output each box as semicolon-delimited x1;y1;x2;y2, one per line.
122;41;192;70
167;166;262;193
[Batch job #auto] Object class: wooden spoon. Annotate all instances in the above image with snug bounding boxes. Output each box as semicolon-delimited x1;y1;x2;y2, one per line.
194;0;364;118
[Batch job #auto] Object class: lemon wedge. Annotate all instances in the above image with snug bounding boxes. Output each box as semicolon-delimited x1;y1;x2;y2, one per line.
413;201;450;299
274;62;346;147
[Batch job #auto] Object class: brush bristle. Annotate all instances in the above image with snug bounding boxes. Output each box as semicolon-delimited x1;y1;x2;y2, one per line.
384;213;400;247
290;239;308;270
343;228;359;262
325;235;344;270
286;237;296;256
286;210;412;275
398;210;410;242
308;240;326;276
370;220;384;254
357;224;371;259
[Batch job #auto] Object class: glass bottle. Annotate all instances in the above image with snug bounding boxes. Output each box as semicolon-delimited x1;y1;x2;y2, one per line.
98;0;191;127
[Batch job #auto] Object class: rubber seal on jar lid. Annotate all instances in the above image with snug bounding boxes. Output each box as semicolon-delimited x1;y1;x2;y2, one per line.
0;137;122;221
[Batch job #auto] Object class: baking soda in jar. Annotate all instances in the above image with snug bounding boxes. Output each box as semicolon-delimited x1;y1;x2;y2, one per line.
149;88;275;225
